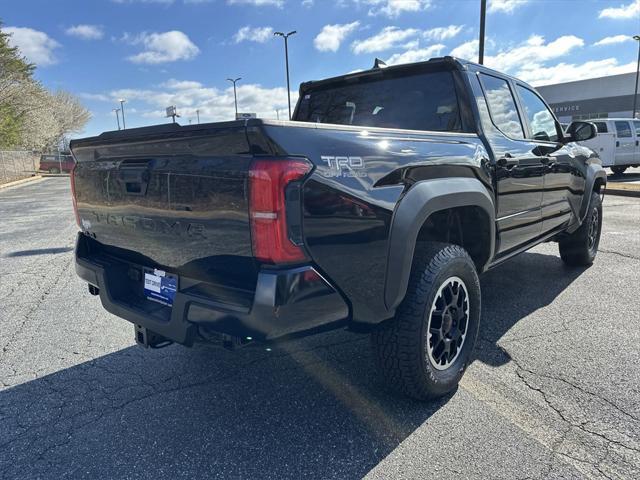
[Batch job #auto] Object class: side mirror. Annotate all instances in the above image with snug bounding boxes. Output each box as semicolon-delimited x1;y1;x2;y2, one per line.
565;121;597;143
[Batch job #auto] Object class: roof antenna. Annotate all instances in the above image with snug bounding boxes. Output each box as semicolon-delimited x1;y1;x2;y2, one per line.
372;58;387;69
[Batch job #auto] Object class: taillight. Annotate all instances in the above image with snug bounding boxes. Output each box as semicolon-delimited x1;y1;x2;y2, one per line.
249;158;311;264
70;163;81;227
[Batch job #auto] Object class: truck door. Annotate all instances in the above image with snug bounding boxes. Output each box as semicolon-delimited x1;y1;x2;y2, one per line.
514;84;579;236
614;120;635;166
477;73;544;254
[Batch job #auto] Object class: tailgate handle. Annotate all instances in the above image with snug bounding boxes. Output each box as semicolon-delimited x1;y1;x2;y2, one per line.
118;162;151;196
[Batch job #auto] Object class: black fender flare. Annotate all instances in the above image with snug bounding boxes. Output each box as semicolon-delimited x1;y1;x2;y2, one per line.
578;163;607;221
384;178;496;311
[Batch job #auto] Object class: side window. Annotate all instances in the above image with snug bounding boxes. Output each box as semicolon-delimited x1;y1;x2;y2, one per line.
633;121;640;137
479;74;524;139
516;85;559;142
593;122;608;133
615;121;632;138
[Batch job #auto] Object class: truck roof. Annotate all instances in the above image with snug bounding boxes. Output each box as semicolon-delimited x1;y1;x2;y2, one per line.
299;56;536;93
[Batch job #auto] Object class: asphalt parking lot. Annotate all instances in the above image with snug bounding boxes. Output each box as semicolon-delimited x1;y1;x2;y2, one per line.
1;177;639;479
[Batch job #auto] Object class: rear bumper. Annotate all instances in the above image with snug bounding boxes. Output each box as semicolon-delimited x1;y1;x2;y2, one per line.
75;233;349;345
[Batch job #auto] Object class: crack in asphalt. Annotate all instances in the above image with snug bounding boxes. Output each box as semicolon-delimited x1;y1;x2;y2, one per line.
597;249;640;261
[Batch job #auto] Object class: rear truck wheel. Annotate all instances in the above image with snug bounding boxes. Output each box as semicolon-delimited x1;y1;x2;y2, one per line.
559;191;602;266
611;166;626;176
372;242;481;401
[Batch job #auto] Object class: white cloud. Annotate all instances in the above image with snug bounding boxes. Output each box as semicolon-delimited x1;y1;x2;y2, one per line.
518;59;637;86
488;0;529;14
227;0;284;7
598;0;640;19
233;26;274;43
79;92;111;102
447;34;625;87
386;43;445;65
65;24;104;40
126;31;200;64
352;26;419;54
314;21;360;52
593;34;634;46
302;0;314;6
450;39;479;61
423;25;464;42
4;26;61;66
91;81;296;123
360;0;432;18
484;35;584;72
161;79;204;89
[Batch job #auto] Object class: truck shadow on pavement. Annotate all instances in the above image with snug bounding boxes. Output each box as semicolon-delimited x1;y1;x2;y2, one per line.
4;247;74;257
0;251;586;479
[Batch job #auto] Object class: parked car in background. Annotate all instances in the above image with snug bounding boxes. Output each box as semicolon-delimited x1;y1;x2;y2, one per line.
39;153;75;173
577;118;640;175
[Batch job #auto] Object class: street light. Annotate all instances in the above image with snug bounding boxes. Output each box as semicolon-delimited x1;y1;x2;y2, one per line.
274;30;296;120
196;109;200;124
119;98;127;129
632;35;640;119
226;77;242;118
112;108;121;130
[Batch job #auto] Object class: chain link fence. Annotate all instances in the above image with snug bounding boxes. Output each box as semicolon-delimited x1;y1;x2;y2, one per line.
0;150;39;185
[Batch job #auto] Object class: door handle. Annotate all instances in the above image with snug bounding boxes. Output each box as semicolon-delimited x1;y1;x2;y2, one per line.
497;153;519;168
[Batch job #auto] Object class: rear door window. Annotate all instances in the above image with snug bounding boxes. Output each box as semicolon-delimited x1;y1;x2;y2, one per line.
615;121;632;138
479;73;524;139
633;121;640;136
295;70;462;132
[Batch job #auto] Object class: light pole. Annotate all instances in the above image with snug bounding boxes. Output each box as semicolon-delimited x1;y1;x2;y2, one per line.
274;30;296;120
119;98;126;129
478;0;486;64
227;77;241;118
112;108;121;130
632;35;640;119
196;109;200;124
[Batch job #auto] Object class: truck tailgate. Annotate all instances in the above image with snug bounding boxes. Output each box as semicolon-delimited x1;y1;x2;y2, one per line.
70;123;257;287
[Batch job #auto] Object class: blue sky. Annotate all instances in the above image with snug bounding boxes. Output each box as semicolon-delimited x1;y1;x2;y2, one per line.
3;0;639;137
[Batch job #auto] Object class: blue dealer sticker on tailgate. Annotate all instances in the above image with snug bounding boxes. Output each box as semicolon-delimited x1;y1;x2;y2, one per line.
144;269;177;306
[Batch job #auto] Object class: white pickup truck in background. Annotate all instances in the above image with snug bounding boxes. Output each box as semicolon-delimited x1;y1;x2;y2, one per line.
578;119;640;175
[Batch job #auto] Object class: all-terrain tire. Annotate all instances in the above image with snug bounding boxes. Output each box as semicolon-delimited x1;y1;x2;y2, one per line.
559;191;602;266
371;242;481;401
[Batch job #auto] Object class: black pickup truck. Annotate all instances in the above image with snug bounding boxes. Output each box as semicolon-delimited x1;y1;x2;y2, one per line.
69;57;605;400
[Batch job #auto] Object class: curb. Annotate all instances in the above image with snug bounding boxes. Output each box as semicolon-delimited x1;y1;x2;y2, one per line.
605;182;640;198
0;175;43;190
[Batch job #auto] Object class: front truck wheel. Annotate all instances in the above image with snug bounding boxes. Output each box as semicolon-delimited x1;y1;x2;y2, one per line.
559;191;602;266
372;242;481;401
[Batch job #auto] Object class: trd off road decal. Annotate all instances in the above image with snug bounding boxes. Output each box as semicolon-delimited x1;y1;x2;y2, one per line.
320;156;366;178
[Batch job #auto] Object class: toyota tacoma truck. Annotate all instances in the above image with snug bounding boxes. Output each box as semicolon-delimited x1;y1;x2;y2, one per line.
69;57;605;400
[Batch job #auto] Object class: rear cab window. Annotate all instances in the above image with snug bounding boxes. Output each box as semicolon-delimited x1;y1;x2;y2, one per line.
295;69;463;132
615;121;632;138
633;120;640;137
479;73;524;139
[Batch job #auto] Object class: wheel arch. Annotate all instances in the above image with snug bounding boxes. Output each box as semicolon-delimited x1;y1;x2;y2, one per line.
579;164;607;219
384;178;495;311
